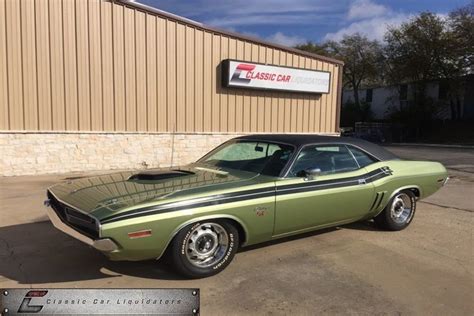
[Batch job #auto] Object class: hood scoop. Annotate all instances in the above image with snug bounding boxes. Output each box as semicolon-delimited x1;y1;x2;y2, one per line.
128;169;194;181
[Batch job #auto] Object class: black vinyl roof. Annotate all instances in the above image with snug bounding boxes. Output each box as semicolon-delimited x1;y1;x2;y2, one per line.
233;134;399;161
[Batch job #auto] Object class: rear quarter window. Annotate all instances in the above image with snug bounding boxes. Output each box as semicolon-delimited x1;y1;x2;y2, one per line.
347;146;378;168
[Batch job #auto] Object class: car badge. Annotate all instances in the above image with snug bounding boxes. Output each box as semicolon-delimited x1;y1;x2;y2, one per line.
255;206;267;217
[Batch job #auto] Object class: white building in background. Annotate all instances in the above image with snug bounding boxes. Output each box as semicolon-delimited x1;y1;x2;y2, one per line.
342;75;474;120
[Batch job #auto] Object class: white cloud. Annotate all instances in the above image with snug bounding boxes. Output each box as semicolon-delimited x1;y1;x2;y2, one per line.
141;0;343;28
323;0;414;42
152;0;337;18
324;13;410;41
206;13;332;27
265;32;307;46
347;0;389;20
222;30;306;47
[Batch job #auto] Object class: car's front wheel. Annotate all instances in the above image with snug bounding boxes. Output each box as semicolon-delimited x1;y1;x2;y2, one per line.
374;190;416;231
170;220;239;278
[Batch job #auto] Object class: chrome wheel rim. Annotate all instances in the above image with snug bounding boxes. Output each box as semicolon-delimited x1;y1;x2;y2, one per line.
185;223;229;268
390;193;413;224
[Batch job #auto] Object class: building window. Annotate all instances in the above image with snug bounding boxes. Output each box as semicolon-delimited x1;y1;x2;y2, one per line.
399;85;408;101
438;81;448;100
365;89;373;103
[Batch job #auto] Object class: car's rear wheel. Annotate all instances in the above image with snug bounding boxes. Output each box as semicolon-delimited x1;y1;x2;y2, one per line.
170;220;239;278
374;190;416;231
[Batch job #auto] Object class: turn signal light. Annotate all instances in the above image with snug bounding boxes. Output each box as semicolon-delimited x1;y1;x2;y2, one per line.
128;229;152;239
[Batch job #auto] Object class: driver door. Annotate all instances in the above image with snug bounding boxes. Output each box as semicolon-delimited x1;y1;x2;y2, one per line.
273;144;376;236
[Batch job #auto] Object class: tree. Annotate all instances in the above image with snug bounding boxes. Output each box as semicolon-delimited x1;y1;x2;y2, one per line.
448;3;474;74
384;8;473;121
326;34;382;108
297;35;383;129
384;12;449;84
294;42;332;58
297;35;383;109
446;3;474;119
384;12;450;125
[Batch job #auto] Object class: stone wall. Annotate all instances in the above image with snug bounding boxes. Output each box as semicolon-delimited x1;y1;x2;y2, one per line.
0;132;240;176
0;132;340;176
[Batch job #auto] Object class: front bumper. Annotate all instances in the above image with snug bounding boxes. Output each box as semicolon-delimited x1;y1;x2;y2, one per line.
45;206;119;252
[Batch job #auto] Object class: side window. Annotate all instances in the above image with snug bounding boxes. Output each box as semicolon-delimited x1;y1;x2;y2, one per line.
289;145;359;177
347;146;377;168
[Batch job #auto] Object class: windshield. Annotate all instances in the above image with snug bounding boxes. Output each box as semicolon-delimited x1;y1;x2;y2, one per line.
198;140;295;177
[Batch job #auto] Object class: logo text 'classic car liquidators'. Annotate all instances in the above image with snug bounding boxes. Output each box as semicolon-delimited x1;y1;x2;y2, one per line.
224;60;330;93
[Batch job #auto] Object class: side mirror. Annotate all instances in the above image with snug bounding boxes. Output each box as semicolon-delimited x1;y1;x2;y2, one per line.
304;168;321;180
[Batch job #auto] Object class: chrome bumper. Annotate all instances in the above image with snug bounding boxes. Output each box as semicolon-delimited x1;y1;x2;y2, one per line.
45;206;118;252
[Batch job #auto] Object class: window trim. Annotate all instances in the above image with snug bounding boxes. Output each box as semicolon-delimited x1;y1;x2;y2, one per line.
345;144;379;168
346;145;361;169
283;143;381;178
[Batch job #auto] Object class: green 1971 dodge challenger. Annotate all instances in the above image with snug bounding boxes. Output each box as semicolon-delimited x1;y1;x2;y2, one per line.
45;135;448;278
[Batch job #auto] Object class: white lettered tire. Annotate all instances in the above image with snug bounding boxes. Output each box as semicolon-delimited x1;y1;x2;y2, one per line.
170;220;239;278
375;190;417;231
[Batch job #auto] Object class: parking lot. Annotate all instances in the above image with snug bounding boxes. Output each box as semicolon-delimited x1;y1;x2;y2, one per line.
0;145;473;315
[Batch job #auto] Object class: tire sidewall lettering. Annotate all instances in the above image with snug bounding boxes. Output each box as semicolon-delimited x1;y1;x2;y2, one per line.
179;222;237;272
392;192;416;227
405;195;416;224
181;222;201;255
212;232;234;270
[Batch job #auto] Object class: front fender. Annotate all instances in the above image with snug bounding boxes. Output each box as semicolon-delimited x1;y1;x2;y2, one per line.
100;195;275;261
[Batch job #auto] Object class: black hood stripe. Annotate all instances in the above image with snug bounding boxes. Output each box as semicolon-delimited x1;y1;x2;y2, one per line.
100;188;275;224
100;167;392;224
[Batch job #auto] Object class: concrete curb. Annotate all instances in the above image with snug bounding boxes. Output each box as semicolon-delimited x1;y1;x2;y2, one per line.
386;143;474;149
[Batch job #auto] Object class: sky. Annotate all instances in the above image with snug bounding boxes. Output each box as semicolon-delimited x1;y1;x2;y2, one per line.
137;0;472;46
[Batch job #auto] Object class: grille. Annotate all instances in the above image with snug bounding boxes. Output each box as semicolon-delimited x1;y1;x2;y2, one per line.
47;191;99;239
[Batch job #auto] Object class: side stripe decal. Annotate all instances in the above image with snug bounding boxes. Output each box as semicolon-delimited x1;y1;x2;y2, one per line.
101;190;275;224
100;167;392;224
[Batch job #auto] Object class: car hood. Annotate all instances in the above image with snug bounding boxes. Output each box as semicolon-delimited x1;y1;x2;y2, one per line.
47;164;265;219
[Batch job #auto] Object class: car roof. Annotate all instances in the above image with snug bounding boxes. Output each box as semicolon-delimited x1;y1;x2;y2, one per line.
232;134;398;161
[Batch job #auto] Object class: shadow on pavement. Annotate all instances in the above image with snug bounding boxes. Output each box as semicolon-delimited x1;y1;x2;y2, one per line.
239;227;336;253
0;221;185;284
343;220;379;231
0;219;379;284
239;220;379;253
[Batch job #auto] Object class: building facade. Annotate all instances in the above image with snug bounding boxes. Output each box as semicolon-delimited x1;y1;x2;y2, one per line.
342;75;474;121
0;0;343;176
